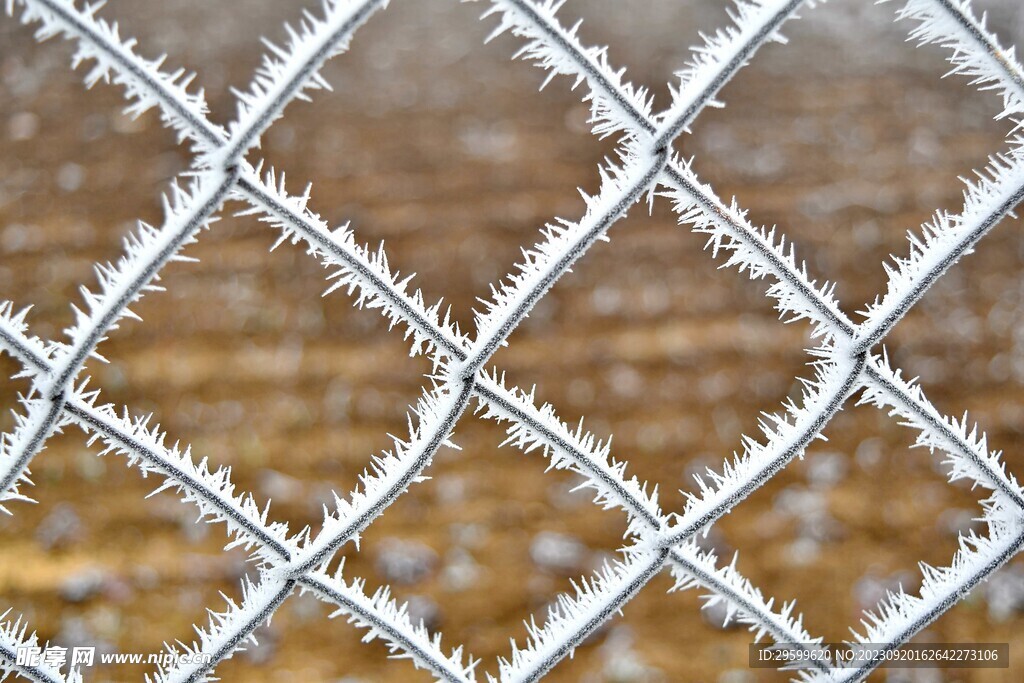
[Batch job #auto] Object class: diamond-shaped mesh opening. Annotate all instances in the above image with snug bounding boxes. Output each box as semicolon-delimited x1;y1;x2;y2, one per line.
686;1;1018;309
0;33;188;342
712;400;1014;644
248;0;615;333
344;413;633;667
487;198;814;515
85;213;435;535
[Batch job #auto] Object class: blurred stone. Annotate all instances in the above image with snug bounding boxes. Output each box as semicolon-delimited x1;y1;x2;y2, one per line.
448;522;486;549
35;502;82;550
434;475;466;506
852;570;916;612
773;485;826;518
855;438;884;470
530;531;586;575
258;468;304;505
547;475;593;510
59;568;108;603
797;513;844;543
606;364;644;400
56;162;84;192
241;623;277;665
132;565;159;591
180;510;211;544
7;111;38;140
884;670;944;683
2;223;43;254
598;626;664;682
986;563;1024;622
403;594;441;630
441;548;480;592
784;537;820;567
717;671;754;683
701;599;742;631
805;452;847;488
53;616;116;657
936;508;981;537
375;538;438;585
693;527;732;557
278;590;316;625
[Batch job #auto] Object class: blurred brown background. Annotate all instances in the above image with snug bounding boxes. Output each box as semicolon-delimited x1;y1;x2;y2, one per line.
2;0;1024;681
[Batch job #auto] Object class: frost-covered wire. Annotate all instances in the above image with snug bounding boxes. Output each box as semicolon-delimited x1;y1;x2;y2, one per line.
0;0;698;676
0;315;477;683
461;150;668;377
0;0;480;676
487;0;1024;512
467;0;855;671
0;0;828;674
0;0;932;678
0;3;477;572
224;0;833;664
474;373;831;678
0;0;390;511
0;610;75;683
3;0;222;150
861;353;1024;511
458;0;1024;663
206;0;389;168
657;353;865;549
288;379;473;574
44;170;235;399
150;576;295;683
799;512;1024;683
853;146;1024;352
300;567;480;683
886;0;1024;119
3;0;1024;678
153;567;481;683
492;551;667;683
0;5;473;668
0;396;65;514
484;0;1024;667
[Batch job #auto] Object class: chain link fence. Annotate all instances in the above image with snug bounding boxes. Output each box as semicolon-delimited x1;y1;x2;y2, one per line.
1;0;1024;680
